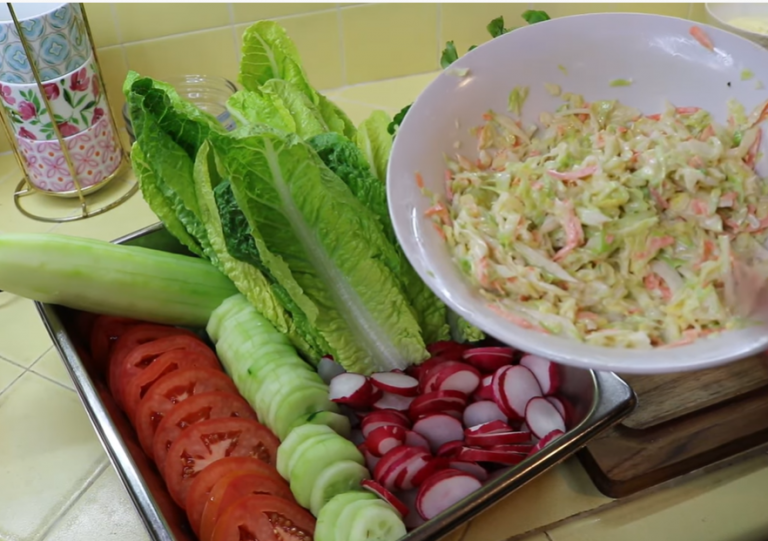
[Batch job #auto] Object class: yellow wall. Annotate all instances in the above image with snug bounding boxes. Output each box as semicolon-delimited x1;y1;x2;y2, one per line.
0;2;708;153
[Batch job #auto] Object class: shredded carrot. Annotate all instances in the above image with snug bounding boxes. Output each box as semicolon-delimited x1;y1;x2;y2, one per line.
431;222;446;240
646;113;662;121
415;172;425;189
745;128;762;169
482;112;494;121
488;304;549;334
650;188;668;209
676;106;701;115
690;26;715;52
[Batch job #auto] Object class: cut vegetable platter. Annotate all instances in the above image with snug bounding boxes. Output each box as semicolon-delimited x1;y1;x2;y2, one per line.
36;225;634;541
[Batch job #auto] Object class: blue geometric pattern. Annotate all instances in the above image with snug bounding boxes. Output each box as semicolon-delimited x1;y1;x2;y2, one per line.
40;34;70;65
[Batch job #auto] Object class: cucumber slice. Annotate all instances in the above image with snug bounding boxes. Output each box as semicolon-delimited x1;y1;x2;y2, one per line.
249;364;322;412
289;435;365;508
206;295;246;342
288;411;352;439
316;492;376;541
277;424;335;479
286;433;339;481
269;385;338;440
336;498;393;541
309;460;371;516
347;501;407;541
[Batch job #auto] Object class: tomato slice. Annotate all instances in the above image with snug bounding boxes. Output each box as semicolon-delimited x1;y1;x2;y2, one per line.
185;458;283;537
200;473;296;541
90;315;141;377
111;331;211;410
164;418;280;508
135;368;238;459
153;391;258;475
123;349;222;423
210;495;315;541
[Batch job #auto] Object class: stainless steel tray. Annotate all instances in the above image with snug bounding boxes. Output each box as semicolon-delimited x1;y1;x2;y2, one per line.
36;223;637;541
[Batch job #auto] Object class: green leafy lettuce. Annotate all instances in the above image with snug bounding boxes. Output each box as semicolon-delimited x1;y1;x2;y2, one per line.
354;110;393;182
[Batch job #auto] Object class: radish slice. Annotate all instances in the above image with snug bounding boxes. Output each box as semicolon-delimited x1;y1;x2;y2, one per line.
488;443;534;453
464;429;532;448
360;410;411;438
371;372;419;397
462;346;515;373
329;373;376;407
473;374;495;401
372;392;415;412
463;400;508;428
448;460;488;481
412;414;464;453
500;365;543;418
374;446;417;487
359;442;381;471
395;452;433;491
318;355;345;384
525;397;566;439
379;447;431;491
404;430;430;450
424;361;481;394
361;479;410;517
416;469;482;520
457;447;528;465
399;489;426;530
527;429;565;456
465;419;512;435
436;440;463;458
411;357;449;385
408;390;467;421
520;354;561;395
426;341;468;362
491;365;513;417
546;396;567;421
367;425;407;457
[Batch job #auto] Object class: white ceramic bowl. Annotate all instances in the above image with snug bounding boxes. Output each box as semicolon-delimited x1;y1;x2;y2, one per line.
706;3;768;49
388;13;768;374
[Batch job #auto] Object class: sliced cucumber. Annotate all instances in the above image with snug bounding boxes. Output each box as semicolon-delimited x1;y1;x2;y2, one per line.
315;492;376;541
206;295;246;342
290;435;365;508
288;411;351;439
336;498;393;541
309;460;370;516
347;500;407;541
276;424;335;479
269;385;338;440
286;433;339;481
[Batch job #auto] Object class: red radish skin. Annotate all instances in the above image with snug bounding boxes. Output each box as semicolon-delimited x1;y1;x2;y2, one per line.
361;410;411;438
408;390;468;421
436;440;463;458
546;396;567;421
465;419;512;435
426;341;468;362
448;460;489;481
525;397;566;439
500;365;543;419
464;430;532;448
361;479;410;517
527;429;565;456
424;361;481;395
395;452;433;491
371;372;419;397
412;414;465;453
411;357;449;384
491;365;514;417
359;442;381;471
463;401;508;429
458;447;528;465
473;374;495;401
488;443;535;453
462;347;515;373
520;354;561;395
373;392;415;412
379;447;431;491
374;446;415;486
404;430;431;450
416;469;482;520
367;425;407;457
329;373;377;408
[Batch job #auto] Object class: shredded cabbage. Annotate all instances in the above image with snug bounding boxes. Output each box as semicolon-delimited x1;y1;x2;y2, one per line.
433;94;768;347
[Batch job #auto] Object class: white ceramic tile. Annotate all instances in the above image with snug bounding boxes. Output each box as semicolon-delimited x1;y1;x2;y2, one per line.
44;466;151;541
0;372;106;540
0;357;23;394
0;295;53;367
31;347;74;390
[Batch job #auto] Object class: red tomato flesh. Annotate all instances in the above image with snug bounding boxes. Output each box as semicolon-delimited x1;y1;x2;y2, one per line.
210;495;315;541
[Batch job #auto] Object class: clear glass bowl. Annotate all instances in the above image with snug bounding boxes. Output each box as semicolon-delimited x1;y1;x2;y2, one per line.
123;75;238;142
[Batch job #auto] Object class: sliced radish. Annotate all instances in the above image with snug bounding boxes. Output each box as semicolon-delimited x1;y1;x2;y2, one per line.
412;414;465;453
491;365;514;417
408;390;467;421
424;361;481;395
527;429;565;456
525;397;566;439
371;372;419;397
395;452;433;491
374;446;416;487
448;460;488;481
367;425;407;457
411;356;449;385
520;354;561;395
436;440;463;458
372;392;415;412
464;430;531;448
361;479;409;517
463;400;507;429
416;469;482;520
488;443;534;453
473;374;495;401
359;442;381;471
361;410;411;438
399;489;426;530
329;373;376;408
465;419;512;435
318;355;345;384
404;430;430;450
426;341;468;362
500;365;543;419
546;396;567;421
462;346;515;373
379;447;431;491
457;447;528;466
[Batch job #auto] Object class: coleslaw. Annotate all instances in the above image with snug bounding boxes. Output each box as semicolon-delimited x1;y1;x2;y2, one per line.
428;92;768;348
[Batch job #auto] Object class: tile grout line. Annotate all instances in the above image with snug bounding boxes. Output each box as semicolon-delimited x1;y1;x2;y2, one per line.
436;3;443;68
323;68;441;95
327;96;400;111
227;3;241;68
337;6;348;87
0;344;53;397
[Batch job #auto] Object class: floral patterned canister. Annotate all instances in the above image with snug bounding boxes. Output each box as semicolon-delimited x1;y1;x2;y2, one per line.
0;53;106;140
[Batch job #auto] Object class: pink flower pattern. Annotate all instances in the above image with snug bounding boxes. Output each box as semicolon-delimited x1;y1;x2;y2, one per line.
1;85;16;105
18;127;36;140
91;77;100;99
57;122;79;137
18;101;37;121
69;67;89;92
43;83;60;101
42;154;70;179
91;107;104;126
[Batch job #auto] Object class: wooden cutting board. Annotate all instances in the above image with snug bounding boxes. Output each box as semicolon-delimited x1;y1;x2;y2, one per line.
578;354;768;498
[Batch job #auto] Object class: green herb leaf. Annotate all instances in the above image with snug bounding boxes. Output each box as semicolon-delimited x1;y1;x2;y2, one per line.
440;40;459;69
467;45;477;52
486;16;509;38
609;78;632;87
522;10;551;24
63;89;73;108
388;104;411;136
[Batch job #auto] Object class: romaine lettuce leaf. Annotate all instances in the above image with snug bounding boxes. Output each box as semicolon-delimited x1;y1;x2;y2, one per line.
259;80;328;138
210;129;428;373
227;90;297;133
317;93;357;139
355;110;393;182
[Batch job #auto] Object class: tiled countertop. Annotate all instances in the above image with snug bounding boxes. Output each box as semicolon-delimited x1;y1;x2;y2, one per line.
0;71;767;541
